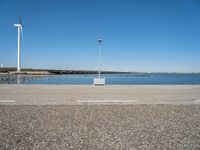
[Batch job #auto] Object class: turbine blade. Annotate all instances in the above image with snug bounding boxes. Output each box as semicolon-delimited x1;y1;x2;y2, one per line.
20;26;24;43
19;16;22;24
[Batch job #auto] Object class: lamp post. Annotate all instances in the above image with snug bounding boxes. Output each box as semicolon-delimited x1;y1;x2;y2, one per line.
93;38;105;85
97;39;102;78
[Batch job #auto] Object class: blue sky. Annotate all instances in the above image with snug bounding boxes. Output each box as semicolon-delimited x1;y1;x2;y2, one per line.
0;0;200;72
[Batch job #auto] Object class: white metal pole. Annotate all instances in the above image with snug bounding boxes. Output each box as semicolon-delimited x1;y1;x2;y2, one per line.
98;43;101;78
17;75;21;84
17;27;21;72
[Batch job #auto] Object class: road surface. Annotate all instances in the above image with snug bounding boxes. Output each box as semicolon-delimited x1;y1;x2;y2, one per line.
0;85;200;105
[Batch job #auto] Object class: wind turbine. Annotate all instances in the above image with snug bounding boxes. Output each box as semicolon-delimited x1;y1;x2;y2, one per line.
14;16;24;72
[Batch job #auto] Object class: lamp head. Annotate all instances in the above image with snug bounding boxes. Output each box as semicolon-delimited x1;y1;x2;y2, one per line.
97;39;103;45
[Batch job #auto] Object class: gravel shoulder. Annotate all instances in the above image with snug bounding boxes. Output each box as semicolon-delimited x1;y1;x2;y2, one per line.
0;105;200;150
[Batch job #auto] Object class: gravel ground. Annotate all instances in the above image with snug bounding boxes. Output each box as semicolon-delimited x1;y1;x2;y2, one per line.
0;105;200;150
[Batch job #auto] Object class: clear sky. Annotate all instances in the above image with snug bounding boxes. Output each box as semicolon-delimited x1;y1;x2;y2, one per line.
0;0;200;72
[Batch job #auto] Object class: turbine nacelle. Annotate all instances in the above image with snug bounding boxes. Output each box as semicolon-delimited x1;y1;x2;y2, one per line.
14;23;23;41
14;24;23;27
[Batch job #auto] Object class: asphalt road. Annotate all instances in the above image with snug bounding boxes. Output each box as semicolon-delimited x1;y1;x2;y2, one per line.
0;85;200;105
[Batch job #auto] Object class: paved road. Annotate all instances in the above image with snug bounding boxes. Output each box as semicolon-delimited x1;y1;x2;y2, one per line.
0;85;200;105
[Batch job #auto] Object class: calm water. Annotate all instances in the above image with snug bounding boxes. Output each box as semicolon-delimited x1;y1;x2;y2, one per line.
1;73;200;85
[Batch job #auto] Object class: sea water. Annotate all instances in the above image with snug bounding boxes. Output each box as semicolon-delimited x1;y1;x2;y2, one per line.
1;73;200;84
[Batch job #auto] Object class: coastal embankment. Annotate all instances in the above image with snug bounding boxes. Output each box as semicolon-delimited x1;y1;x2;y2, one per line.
0;85;200;149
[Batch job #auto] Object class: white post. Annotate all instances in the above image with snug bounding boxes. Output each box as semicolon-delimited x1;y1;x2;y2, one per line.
17;26;21;72
17;75;21;84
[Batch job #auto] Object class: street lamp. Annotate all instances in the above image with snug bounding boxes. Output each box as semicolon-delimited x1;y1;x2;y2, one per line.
93;38;105;85
97;39;102;78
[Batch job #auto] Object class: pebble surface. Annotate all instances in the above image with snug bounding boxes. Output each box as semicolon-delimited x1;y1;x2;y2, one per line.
0;105;200;150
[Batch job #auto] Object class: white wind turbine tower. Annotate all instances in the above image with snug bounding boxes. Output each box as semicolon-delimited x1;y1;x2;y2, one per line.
14;16;24;72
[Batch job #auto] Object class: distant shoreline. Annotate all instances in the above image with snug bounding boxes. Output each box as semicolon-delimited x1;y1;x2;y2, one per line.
0;67;129;75
0;67;200;75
